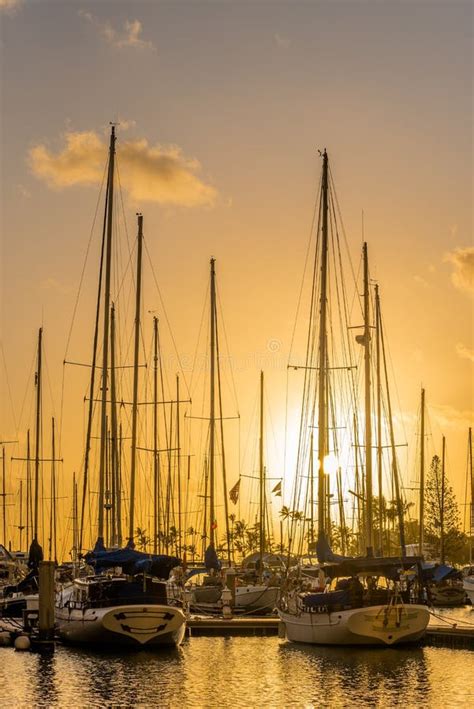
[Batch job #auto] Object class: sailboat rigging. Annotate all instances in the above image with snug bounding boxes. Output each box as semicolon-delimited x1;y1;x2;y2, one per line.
55;126;186;648
278;149;430;646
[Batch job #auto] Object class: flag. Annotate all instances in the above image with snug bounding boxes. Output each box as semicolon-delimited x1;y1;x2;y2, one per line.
229;479;240;504
272;481;282;496
211;520;218;530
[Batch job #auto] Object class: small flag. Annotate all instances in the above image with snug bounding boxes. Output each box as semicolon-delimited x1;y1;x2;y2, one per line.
229;479;241;505
211;520;218;530
272;481;282;496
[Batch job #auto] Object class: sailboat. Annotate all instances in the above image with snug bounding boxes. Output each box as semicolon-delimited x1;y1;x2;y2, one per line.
55;126;186;648
188;262;279;615
278;150;430;645
0;329;46;619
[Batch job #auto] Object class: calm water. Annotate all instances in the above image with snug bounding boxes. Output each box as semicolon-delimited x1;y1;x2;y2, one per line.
1;611;473;708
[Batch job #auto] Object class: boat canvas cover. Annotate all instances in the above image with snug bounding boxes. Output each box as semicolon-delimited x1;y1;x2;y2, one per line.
85;547;181;579
301;589;350;608
421;562;459;582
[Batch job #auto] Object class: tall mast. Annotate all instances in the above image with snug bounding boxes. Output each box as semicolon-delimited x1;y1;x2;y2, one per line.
33;327;42;541
353;413;363;553
259;371;265;579
215;292;231;564
440;435;446;564
49;418;57;561
203;456;209;557
153;316;160;554
309;429;314;547
117;423;122;546
98;124;116;544
110;303;119;547
379;300;406;556
128;213;144;546
2;448;5;545
26;430;31;548
209;258;217;546
176;374;182;556
375;284;383;554
19;480;23;551
419;388;425;554
317;150;329;539
363;243;373;555
72;473;78;576
468;427;473;564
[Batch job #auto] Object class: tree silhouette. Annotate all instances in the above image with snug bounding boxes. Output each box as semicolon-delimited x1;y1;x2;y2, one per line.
424;454;465;563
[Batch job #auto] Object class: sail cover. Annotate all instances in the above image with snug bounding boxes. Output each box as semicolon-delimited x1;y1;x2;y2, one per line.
85;547;181;579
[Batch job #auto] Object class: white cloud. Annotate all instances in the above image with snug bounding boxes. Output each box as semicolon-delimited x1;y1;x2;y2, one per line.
274;33;291;49
79;10;155;52
444;246;474;294
116;118;136;131
456;342;474;363
29;129;217;207
429;403;474;432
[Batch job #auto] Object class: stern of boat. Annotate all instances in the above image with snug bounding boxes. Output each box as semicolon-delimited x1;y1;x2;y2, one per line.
101;604;186;646
346;604;430;645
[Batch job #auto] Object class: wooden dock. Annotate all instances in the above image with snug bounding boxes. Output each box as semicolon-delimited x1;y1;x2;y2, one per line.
187;615;474;648
187;615;280;636
425;625;474;649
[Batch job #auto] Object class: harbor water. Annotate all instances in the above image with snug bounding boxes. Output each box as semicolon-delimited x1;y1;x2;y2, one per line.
1;616;473;708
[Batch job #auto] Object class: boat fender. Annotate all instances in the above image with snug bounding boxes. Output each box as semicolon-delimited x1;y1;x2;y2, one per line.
0;631;12;646
14;635;31;651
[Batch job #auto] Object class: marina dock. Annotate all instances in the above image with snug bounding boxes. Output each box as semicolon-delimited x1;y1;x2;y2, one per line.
186;615;474;648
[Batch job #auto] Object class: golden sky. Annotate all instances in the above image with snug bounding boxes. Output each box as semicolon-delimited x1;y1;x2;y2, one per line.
0;1;472;556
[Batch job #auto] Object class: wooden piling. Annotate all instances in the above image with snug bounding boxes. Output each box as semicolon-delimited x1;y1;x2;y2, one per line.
37;560;55;648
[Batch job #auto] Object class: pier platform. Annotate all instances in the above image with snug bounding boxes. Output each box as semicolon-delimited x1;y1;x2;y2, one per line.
187;615;280;636
187;615;473;648
425;625;474;649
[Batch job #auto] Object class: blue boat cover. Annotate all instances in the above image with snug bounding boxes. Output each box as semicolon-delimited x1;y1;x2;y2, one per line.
204;544;221;572
302;590;350;608
316;533;353;564
421;562;458;582
85;546;181;580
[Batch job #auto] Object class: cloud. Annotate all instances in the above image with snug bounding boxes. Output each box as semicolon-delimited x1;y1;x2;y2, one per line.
444;246;474;293
0;0;22;13
28;130;217;207
429;403;474;432
456;342;474;363
274;33;291;49
79;10;155;51
116;118;136;131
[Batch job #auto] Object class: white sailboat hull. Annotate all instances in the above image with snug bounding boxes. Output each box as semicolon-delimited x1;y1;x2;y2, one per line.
56;603;186;647
279;604;429;646
463;576;474;604
235;585;279;612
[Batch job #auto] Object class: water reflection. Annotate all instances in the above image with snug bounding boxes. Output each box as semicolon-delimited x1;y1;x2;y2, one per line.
0;636;472;707
278;643;432;706
35;651;58;707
